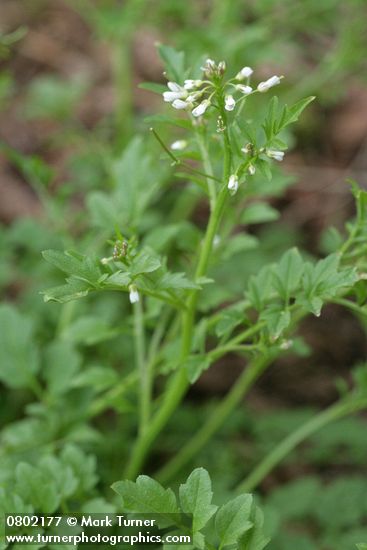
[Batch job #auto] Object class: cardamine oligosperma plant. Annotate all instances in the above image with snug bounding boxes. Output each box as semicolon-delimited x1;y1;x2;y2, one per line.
40;46;367;549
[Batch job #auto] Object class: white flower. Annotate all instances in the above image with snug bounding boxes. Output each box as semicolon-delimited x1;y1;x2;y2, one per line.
184;79;202;90
225;95;236;111
248;164;256;175
170;140;188;151
227;174;239;194
129;285;139;304
172;99;191;110
257;75;281;92
163;91;182;102
236;66;253;80
266;149;284;161
163;82;187;102
236;84;253;95
192;99;210;117
100;257;110;265
167;81;181;91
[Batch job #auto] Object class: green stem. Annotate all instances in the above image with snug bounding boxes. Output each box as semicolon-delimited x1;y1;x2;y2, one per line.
196;128;216;209
133;297;149;434
123;185;229;479
150;127;221;183
147;308;171;367
156;353;274;484
332;297;367;317
123;93;233;479
56;301;75;337
236;396;367;493
221;111;232;179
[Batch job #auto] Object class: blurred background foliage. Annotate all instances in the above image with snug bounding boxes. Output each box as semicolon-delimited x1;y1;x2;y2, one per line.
0;0;367;548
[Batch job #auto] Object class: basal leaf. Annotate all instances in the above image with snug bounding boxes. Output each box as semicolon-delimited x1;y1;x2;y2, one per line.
43;342;81;396
179;468;217;532
239;507;270;550
112;475;180;528
0;304;40;390
15;463;60;513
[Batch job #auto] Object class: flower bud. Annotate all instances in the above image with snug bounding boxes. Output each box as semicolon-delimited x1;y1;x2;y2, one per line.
163;90;185;102
257;75;281;92
170;140;188;151
266;149;284;161
172;99;190;110
236;66;253;80
129;285;140;304
113;240;128;259
184;79;202;90
192;99;210;117
236;84;252;95
167;81;182;92
248;164;256;175
227;174;239;195
163;82;187;103
241;143;253;155
201;58;216;77
218;61;226;74
224;95;236;111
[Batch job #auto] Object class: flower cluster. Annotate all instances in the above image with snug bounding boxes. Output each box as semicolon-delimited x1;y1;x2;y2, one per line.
161;58;287;198
162;58;282;118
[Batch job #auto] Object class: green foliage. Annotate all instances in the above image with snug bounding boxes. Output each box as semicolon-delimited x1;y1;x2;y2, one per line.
113;475;180;518
179;468;217;532
1;8;367;548
158;44;186;82
262;96;315;144
0;444;102;518
267;475;367;549
0;304;40;390
113;469;267;549
24;75;87;120
215;495;253;547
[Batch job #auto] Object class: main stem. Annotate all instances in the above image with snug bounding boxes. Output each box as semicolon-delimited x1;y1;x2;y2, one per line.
123;101;232;479
124;187;228;479
236;396;367;493
156;353;274;484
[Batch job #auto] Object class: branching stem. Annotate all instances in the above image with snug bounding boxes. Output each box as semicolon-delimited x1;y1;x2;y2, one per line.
236;396;367;493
